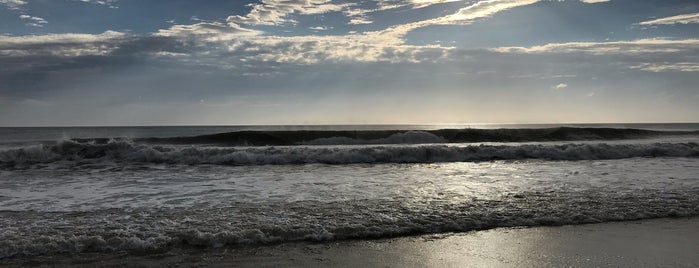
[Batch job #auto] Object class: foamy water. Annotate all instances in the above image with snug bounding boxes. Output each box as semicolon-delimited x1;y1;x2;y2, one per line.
1;124;698;258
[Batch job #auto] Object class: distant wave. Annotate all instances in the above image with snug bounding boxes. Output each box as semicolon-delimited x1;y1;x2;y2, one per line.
131;127;699;146
302;130;447;145
1;139;697;168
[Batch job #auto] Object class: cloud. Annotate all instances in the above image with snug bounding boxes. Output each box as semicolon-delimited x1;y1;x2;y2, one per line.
492;39;699;55
0;0;26;9
375;0;540;40
349;17;373;24
227;0;535;31
339;0;473;23
19;14;48;27
76;0;118;8
156;22;262;41
175;33;452;64
436;0;539;24
227;0;354;26
342;7;377;25
0;0;552;71
0;23;451;80
309;26;333;30
151;0;539;67
491;39;699;73
9;0;697;73
639;12;699;26
2;0;116;14
375;0;465;9
151;19;452;64
632;63;699;72
0;31;127;57
553;83;568;89
160;0;536;65
410;0;466;8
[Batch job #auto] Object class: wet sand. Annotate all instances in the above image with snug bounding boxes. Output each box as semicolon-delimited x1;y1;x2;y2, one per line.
5;217;699;267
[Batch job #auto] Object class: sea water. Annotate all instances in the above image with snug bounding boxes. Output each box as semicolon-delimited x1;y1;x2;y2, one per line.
1;124;698;258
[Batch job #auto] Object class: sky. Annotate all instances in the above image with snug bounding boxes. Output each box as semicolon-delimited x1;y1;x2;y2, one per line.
1;0;698;126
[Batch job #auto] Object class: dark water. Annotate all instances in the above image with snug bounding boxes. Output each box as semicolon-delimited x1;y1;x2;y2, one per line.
1;123;698;143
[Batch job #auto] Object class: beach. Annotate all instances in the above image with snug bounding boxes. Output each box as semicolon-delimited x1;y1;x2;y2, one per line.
3;217;697;267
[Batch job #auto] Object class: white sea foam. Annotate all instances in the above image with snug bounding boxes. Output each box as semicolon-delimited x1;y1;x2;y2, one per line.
1;190;698;259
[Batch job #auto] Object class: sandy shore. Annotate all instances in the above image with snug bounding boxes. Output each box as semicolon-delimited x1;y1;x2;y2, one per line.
5;217;699;267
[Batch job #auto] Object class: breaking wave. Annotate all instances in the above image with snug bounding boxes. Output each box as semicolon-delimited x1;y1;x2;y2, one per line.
1;139;698;168
138;127;699;146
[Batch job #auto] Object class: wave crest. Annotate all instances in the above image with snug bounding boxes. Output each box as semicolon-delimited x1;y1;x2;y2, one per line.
140;127;699;146
1;139;698;168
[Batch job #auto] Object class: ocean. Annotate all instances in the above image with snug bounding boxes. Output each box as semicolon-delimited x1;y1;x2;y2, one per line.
1;123;698;259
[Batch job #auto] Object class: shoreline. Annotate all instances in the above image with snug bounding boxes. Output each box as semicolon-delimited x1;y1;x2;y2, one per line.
4;216;699;267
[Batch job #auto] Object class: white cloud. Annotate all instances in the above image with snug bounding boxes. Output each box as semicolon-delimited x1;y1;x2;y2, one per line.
553;83;568;89
367;0;412;10
0;30;124;45
151;0;535;68
227;0;354;26
155;0;546;65
492;39;699;73
0;31;126;57
19;14;48;27
156;22;261;41
375;0;465;10
349;0;464;16
342;7;377;25
493;39;699;55
0;0;26;9
152;21;448;64
0;20;452;67
349;17;373;24
170;33;453;64
632;63;699;72
639;12;699;26
309;26;333;30
410;0;465;8
436;0;539;24
156;19;456;64
227;0;530;29
375;0;540;39
156;0;542;65
76;0;118;8
16;0;685;70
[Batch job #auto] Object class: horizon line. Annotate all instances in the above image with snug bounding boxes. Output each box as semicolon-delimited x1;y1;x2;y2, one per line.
1;122;698;128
